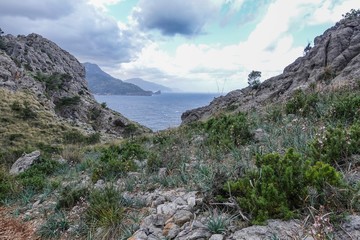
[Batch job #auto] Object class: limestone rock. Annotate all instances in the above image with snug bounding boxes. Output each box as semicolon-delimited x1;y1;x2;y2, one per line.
9;150;40;175
173;210;193;226
209;234;224;240
228;219;304;240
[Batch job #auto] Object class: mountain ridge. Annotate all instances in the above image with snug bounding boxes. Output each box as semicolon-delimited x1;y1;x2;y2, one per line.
181;15;360;124
83;62;153;96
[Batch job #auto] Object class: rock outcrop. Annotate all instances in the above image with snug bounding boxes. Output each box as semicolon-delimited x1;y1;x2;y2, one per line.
9;150;40;175
0;33;150;138
182;16;360;124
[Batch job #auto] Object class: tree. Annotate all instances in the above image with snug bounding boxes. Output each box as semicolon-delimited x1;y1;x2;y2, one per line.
248;70;261;89
304;42;312;55
342;9;360;19
0;28;5;50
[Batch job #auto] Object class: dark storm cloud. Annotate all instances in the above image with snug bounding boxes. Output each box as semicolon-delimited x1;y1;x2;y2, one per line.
0;0;74;20
134;0;216;36
0;0;147;66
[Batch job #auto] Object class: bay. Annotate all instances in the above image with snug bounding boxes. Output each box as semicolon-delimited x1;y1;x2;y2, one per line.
95;93;220;131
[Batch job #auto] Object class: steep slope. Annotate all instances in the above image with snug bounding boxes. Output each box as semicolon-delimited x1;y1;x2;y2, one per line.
0;34;150;150
124;78;173;92
182;15;360;123
83;62;152;96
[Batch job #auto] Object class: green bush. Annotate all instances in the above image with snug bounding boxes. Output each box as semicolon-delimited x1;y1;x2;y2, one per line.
91;142;146;182
285;90;319;116
146;152;162;173
16;158;62;191
34;72;71;94
203;112;253;149
309;123;360;164
55;96;81;111
225;149;344;224
0;166;19;204
63;130;100;145
329;93;360;123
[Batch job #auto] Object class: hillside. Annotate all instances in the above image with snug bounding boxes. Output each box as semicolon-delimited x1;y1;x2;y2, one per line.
83;62;153;96
0;12;360;240
182;14;360;124
0;33;150;163
125;77;173;92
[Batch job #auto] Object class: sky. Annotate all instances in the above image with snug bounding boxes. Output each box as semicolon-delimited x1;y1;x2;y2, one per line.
0;0;358;93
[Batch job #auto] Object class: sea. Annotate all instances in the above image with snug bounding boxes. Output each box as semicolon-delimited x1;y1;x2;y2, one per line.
94;93;221;131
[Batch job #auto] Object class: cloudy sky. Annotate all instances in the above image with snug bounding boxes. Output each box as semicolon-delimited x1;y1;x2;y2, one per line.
0;0;358;93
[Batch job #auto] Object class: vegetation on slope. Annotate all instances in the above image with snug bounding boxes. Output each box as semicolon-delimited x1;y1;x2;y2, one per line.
1;80;359;239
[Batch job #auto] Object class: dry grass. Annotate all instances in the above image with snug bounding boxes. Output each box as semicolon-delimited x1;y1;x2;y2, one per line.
0;207;39;240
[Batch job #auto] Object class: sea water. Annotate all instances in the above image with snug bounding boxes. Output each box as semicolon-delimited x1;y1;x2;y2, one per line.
95;93;220;131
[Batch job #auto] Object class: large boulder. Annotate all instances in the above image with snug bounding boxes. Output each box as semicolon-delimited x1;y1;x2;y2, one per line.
9;150;40;175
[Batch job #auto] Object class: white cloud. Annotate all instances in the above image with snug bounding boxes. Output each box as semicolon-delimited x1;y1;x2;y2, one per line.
0;0;147;66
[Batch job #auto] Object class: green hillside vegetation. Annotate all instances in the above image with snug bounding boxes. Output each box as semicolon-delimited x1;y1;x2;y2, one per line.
1;81;359;239
0;88;100;166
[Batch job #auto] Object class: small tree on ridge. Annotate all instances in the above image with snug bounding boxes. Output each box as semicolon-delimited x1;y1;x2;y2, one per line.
248;70;261;90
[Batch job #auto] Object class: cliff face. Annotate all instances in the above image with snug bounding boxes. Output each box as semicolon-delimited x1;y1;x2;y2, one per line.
182;16;360;124
0;33;150;137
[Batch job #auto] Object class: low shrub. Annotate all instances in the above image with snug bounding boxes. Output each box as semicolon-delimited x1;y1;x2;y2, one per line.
309;123;360;164
55;96;81;111
91;142;146;182
225;148;344;224
203;112;253;150
329;93;360;123
16;158;63;191
285;90;319;117
0;166;19;204
56;185;89;210
63;130;100;145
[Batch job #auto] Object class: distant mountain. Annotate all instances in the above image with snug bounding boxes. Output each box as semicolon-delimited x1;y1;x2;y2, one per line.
125;78;172;92
83;63;152;96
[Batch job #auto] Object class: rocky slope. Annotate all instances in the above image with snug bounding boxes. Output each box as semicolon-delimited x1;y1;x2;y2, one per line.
182;15;360;124
84;62;153;96
0;33;150;139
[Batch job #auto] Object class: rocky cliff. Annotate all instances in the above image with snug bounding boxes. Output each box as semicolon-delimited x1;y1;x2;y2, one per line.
182;15;360;124
0;33;150;139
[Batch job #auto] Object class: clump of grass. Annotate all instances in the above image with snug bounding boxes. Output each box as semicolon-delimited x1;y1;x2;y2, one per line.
86;186;124;239
63;130;100;145
206;211;229;234
61;145;84;164
56;185;89;210
37;211;69;239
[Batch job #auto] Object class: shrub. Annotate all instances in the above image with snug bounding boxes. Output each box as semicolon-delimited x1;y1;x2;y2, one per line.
55;96;81;111
16;158;62;191
146;152;162;173
91;142;146;182
309;123;360;164
329;93;360;123
34;72;71;94
63;130;100;145
225;149;345;224
204;112;253;149
0;166;19;204
285;89;319;116
56;185;89;210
